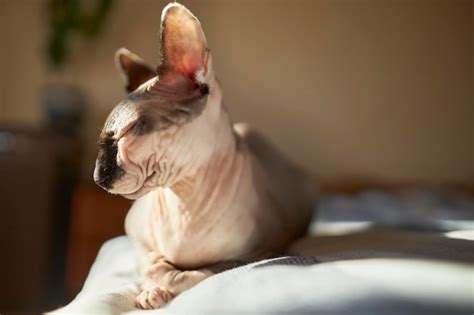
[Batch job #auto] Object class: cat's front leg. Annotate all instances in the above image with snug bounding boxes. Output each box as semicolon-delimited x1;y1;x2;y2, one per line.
136;252;213;309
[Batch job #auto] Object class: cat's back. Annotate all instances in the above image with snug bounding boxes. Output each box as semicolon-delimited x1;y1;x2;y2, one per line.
233;123;317;242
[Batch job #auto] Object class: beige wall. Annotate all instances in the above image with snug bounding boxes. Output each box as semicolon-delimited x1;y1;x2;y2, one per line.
1;0;473;183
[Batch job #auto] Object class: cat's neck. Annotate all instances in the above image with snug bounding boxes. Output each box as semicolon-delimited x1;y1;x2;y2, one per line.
168;127;244;215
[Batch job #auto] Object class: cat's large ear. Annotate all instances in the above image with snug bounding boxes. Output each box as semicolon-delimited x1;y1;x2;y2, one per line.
156;3;211;86
115;48;156;93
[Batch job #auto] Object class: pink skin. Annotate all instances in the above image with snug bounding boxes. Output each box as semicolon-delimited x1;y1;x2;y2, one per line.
94;3;317;309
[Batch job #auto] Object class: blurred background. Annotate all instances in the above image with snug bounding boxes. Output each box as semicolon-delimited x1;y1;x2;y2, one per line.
0;0;472;312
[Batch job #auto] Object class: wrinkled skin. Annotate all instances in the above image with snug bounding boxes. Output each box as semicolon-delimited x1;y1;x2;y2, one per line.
93;3;318;309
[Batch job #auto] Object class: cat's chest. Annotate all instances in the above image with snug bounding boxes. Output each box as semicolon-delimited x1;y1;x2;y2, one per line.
150;188;256;269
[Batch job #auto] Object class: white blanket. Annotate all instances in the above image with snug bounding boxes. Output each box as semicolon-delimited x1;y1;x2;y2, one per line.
53;190;474;314
52;234;473;314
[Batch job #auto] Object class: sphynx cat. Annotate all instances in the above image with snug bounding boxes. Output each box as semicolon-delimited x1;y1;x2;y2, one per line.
93;2;317;309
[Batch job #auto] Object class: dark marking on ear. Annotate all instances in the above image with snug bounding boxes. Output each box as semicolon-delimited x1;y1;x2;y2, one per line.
94;132;124;190
199;83;209;96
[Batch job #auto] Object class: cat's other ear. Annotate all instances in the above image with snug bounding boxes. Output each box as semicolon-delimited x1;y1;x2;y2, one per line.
157;3;210;84
115;48;156;93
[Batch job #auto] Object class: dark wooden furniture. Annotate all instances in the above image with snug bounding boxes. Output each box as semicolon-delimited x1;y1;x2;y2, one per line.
64;184;131;301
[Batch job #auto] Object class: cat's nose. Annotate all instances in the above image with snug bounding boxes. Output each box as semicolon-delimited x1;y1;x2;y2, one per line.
94;159;114;190
93;160;108;189
93;137;124;190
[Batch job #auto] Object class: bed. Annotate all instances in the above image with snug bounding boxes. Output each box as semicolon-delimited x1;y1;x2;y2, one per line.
53;189;474;314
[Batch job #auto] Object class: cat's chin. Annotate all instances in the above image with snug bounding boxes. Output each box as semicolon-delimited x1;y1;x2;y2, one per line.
121;185;154;200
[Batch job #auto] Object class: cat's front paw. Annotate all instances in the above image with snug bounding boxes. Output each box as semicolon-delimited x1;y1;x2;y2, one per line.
136;286;173;309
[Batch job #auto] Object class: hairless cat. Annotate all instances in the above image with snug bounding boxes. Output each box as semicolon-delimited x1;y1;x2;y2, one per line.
94;2;318;309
